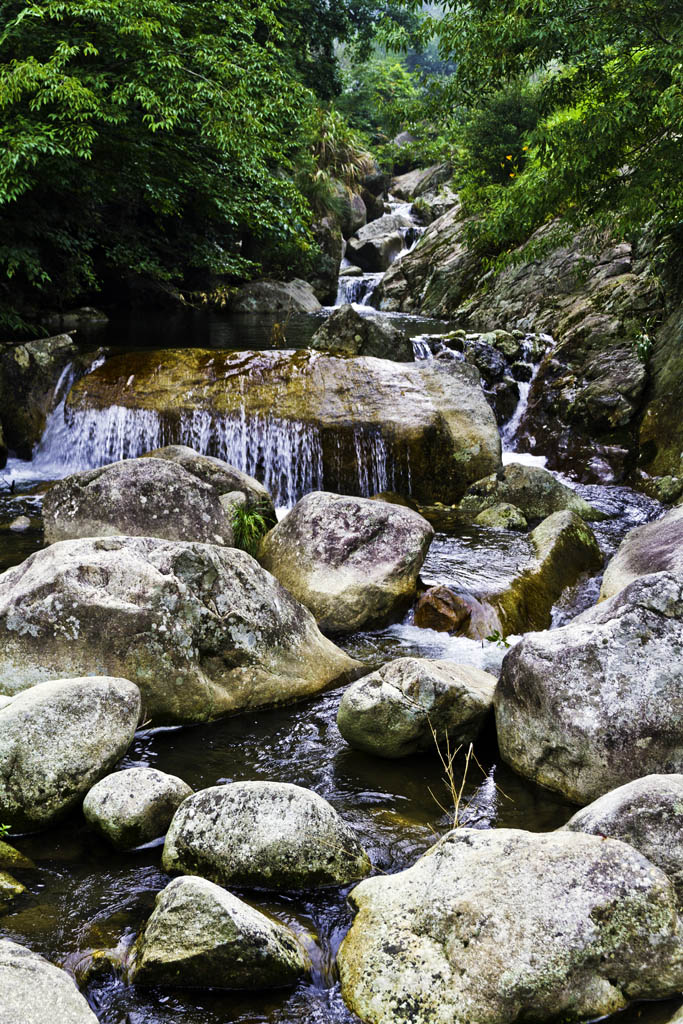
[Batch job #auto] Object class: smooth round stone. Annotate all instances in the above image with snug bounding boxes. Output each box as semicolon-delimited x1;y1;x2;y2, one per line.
83;767;192;849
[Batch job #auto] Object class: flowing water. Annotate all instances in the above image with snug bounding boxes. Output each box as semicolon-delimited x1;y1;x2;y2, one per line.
0;277;674;1022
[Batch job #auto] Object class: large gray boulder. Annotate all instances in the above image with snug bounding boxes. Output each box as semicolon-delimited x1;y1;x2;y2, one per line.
0;537;358;724
162;782;371;889
309;305;414;362
391;164;452;201
83;767;193;850
337;658;496;758
230;279;321;313
562;774;683;904
495;571;683;804
338;828;683;1024
0;939;99;1024
458;462;600;522
0;677;140;832
600;505;683;600
131;875;306;989
141;445;276;521
42;457;235;546
259;492;434;634
346;214;413;272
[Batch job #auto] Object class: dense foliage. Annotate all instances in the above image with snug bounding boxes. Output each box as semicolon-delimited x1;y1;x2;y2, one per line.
415;0;683;252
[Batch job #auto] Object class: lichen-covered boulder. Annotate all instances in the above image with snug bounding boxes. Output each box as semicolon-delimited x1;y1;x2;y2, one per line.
473;502;527;530
338;828;683;1024
562;774;683;903
337;658;496;758
0;537;358;724
309;305;414;361
141;445;276;522
0;677;140;832
495;571;683;804
259;492;434;634
42;457;235;545
600;505;683;600
0;939;99;1024
459;462;599;522
230;278;321;313
162;782;371;889
131;875;306;989
83;767;193;850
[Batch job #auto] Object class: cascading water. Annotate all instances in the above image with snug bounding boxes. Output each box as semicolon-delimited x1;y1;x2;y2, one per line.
335;271;384;307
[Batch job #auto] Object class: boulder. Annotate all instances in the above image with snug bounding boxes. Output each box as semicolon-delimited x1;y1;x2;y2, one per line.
346;214;414;273
141;445;276;521
337;828;683;1024
0;871;25;906
230;278;321;313
413;586;472;633
562;774;683;903
163;782;371;889
0;537;358;724
600;505;683;600
131;875;306;989
65;348;502;506
0;939;99;1024
473;502;527;530
0;677;140;832
42;457;235;546
459;462;599;522
337;658;496;758
259;492;434;634
495;571;683;803
639;301;683;481
391;164;452;201
309;305;413;362
83;767;193;849
0;840;34;872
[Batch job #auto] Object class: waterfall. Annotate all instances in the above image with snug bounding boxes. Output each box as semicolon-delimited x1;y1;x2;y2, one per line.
335;273;384;307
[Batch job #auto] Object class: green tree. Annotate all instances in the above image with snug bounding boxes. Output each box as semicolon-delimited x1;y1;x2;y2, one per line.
420;0;683;250
0;0;316;330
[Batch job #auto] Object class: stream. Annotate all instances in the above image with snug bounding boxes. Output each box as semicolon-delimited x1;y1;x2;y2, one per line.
0;203;675;1024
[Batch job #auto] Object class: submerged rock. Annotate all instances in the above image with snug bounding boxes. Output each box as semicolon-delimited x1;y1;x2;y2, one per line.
0;677;140;832
413;586;472;633
83;767;193;850
0;840;34;871
338;828;683;1024
458;462;599;522
495;571;683;803
562;774;683;903
337;658;496;758
259;492;433;634
0;939;99;1023
309;305;413;361
43;457;235;546
162;782;371;889
66;348;501;505
0;871;26;907
0;537;358;724
600;504;683;600
132;875;306;989
230;279;321;313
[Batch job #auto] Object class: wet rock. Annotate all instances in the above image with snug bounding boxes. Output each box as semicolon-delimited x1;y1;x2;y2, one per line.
464;339;507;386
562;774;683;903
132;875;306;989
8;515;30;532
639;301;683;480
162;782;371;889
0;871;25;907
0;537;358;724
600;504;683;600
67;348;502;505
495;571;683;803
0;334;78;458
346;224;405;273
361;188;386;223
488;377;520;426
0;677;140;832
414;586;473;633
474;502;527;530
391;164;452;201
43;457;236;546
230;279;321;313
459;462;599;522
337;658;496;758
310;305;413;362
142;446;276;521
0;840;35;871
337;828;683;1024
83;767;193;850
259;492;434;634
0;939;99;1023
